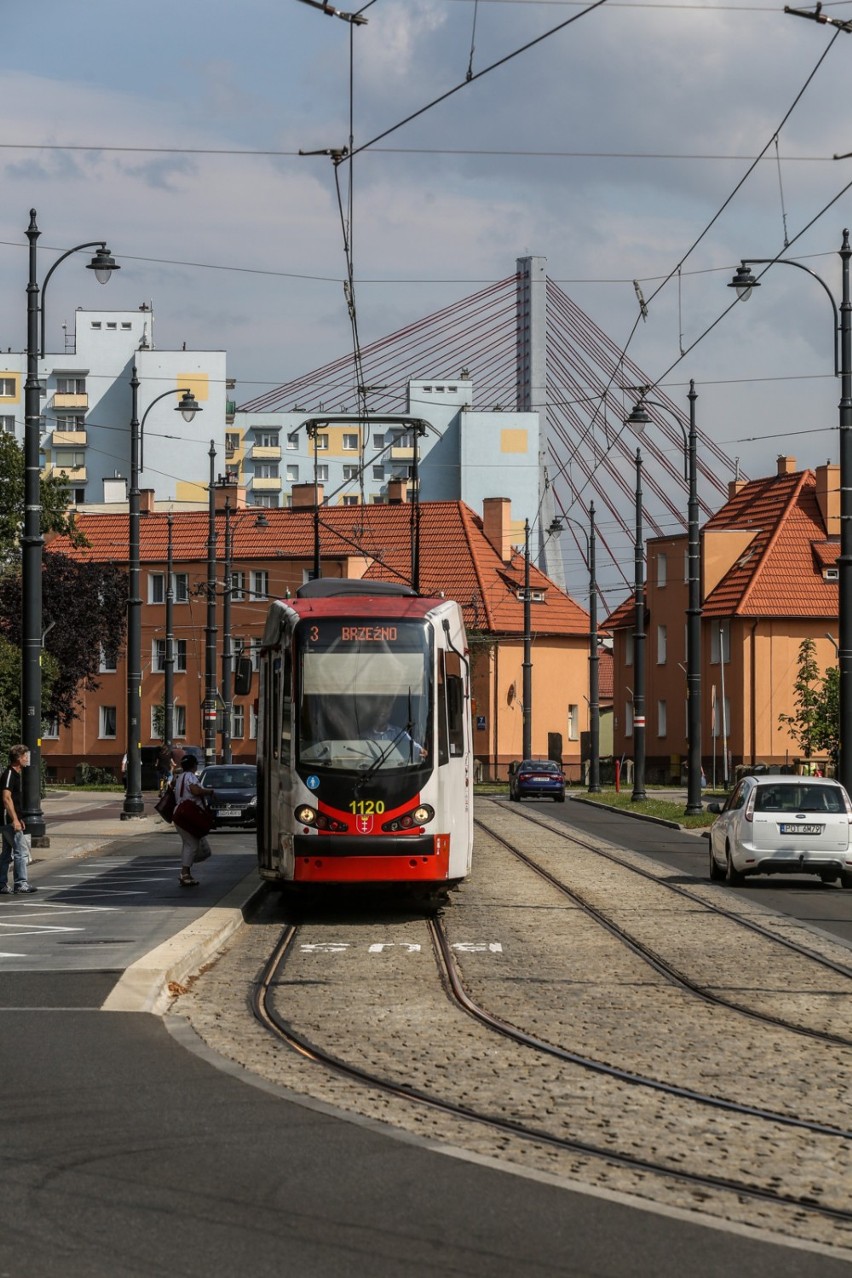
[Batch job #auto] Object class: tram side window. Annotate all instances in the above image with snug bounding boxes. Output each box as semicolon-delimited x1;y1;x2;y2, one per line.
271;657;281;761
280;647;292;765
437;651;466;765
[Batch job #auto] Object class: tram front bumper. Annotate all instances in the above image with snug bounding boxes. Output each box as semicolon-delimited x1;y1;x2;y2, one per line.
293;832;450;882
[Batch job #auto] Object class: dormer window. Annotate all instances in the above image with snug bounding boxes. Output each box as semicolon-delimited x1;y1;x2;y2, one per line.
824;566;839;581
516;589;545;603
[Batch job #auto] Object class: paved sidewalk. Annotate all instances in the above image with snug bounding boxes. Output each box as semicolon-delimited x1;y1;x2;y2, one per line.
31;789;166;868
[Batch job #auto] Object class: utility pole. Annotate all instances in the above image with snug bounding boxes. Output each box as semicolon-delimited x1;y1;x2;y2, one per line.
632;449;647;801
221;491;233;764
164;512;175;748
204;442;218;768
522;518;532;759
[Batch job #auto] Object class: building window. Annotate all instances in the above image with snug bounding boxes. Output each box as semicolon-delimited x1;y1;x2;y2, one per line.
287;432;299;450
149;573;165;604
567;704;579;741
342;495;358;506
373;433;385;449
372;465;384;480
225;432;240;456
152;704;186;738
56;377;86;394
99;645;117;674
657;553;667;587
657;700;667;737
657;624;667;665
342;433;358;450
0;415;15;433
0;378;16;397
316;464;329;483
256;431;279;448
712;694;731;740
252;570;269;600
254;462;278;479
254;494;279;508
152;639;187;673
231;570;246;601
99;705;117;739
342;465;359;481
55;448;86;469
231;704;245;739
625;700;634;738
710;620;730;664
43;716;59;739
174;573;189;603
286;465;299;482
315;433;329;451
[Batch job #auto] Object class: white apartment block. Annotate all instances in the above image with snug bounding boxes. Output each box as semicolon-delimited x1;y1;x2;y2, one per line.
230;378;541;548
0;306;227;508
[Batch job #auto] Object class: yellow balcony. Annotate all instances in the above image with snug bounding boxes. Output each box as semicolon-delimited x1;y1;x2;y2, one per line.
52;430;87;447
45;464;87;482
53;392;88;410
252;445;282;461
252;476;282;492
389;445;415;461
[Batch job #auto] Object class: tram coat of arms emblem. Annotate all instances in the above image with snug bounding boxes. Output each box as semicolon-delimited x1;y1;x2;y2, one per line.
355;814;374;834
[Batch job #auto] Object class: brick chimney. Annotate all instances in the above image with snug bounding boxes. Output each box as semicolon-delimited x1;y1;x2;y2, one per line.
777;455;797;476
387;478;408;504
214;481;247;512
815;463;840;536
482;497;514;563
291;482;324;508
139;489;156;514
727;479;747;500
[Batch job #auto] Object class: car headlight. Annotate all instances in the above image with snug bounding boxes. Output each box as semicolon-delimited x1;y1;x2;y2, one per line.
247;795;257;807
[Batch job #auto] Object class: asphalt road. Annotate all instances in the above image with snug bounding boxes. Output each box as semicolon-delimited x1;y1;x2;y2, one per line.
2;810;851;1276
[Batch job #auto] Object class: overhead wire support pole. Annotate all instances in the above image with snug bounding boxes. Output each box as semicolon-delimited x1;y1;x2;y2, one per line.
784;4;852;32
631;449;647;802
204;442;219;770
522;519;532;761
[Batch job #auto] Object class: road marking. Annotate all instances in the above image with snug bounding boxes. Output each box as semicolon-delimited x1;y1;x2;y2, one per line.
368;942;422;953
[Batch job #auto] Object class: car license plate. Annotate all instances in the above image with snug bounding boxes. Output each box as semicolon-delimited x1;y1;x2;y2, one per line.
220;807;241;817
779;823;822;835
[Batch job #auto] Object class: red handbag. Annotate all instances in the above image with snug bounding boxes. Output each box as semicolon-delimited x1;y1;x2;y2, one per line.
155;787;177;823
173;800;214;839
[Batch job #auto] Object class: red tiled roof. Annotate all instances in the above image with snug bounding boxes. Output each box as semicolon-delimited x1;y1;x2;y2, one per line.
598;648;614;701
702;470;838;619
49;501;590;639
603;591;642;631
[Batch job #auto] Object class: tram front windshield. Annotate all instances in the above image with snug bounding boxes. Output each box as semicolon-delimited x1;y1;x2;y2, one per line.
297;619;431;771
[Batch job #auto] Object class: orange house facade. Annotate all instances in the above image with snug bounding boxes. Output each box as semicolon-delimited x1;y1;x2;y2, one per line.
43;494;594;784
605;457;841;783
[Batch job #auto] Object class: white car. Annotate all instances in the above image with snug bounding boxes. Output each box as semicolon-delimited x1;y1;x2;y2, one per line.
707;775;852;887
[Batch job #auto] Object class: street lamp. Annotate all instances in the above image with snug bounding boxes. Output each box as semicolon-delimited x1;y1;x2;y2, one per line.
729;231;852;791
562;508;601;794
23;211;120;842
204;442;218;770
632;448;647;801
522;518;532;759
122;371;200;819
626;382;702;816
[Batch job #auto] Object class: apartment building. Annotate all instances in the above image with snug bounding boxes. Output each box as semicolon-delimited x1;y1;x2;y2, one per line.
0;306;227;507
605;456;840;782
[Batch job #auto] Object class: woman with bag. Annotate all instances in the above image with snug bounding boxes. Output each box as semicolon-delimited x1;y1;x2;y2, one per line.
172;755;215;888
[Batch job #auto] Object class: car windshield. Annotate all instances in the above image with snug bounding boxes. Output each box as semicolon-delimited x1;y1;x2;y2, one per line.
201;767;257;787
754;784;844;814
522;761;560;773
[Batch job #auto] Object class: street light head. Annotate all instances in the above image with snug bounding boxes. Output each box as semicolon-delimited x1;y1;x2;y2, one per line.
176;390;201;422
625;401;651;432
728;262;759;301
254;511;269;528
87;245;120;285
546;517;563;537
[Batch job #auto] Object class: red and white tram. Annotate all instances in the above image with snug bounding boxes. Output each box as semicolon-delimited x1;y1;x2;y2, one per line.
255;579;473;891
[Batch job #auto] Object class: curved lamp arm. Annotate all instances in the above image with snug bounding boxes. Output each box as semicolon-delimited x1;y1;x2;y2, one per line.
40;240;120;357
139;386;201;471
730;255;840;376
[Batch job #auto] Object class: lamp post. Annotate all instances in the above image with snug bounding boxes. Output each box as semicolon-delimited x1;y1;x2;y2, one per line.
204;442;218;770
632;448;647;801
563;508;601;794
305;423;321;579
626;382;702;815
23;211;119;841
409;422;427;593
522;518;532;759
164;512;175;749
221;489;234;764
729;231;852;791
122;373;200;819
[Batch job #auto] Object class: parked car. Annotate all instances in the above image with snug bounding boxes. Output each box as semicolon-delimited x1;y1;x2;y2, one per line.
173;744;205;771
707;775;852;887
198;764;258;828
509;759;566;803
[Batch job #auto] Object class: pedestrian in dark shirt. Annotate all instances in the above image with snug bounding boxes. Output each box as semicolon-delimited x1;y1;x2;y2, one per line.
1;744;38;895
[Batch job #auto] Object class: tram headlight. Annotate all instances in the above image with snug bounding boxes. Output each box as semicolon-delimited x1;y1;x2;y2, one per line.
296;805;318;827
412;805;433;825
381;804;434;832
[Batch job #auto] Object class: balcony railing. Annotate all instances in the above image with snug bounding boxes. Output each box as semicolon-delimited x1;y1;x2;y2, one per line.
52;430;87;447
252;476;282;492
52;392;88;410
252;445;281;461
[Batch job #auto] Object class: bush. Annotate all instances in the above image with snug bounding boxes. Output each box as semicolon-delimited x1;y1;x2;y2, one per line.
74;763;116;786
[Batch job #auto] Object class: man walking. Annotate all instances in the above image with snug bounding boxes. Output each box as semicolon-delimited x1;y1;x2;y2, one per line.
1;744;38;895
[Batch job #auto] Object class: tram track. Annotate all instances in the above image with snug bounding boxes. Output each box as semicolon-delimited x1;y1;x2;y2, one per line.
477;806;852;1049
250;915;852;1234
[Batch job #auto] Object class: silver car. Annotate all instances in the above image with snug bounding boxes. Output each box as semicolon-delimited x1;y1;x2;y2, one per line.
707;775;852;887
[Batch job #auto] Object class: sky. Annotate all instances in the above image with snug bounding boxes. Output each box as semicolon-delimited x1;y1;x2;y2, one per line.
3;0;852;589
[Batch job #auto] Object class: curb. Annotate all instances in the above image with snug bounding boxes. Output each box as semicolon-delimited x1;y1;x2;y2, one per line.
101;871;266;1015
568;793;685;831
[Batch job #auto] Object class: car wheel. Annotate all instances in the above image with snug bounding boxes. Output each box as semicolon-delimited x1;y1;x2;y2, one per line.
725;845;745;886
709;844;725;882
840;870;852;889
556;794;565;803
818;871;837;885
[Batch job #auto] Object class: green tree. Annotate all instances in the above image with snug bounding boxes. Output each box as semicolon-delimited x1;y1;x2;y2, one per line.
778;637;840;770
0;433;86;564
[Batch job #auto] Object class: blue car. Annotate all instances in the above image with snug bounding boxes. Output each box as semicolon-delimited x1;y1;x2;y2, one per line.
509;759;566;803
